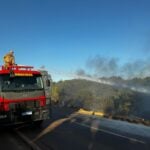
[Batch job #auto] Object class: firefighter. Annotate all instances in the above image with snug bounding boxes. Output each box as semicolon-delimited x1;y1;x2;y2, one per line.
3;50;16;68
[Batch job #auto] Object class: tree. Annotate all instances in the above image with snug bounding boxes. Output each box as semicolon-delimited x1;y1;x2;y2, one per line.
51;84;59;103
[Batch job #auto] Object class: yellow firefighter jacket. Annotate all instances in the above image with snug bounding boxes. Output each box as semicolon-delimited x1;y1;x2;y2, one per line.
3;53;15;68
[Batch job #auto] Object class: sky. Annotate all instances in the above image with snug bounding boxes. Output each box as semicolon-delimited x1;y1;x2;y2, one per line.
0;0;150;81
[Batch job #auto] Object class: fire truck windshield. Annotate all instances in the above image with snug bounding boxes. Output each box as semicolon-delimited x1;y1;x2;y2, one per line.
0;74;44;91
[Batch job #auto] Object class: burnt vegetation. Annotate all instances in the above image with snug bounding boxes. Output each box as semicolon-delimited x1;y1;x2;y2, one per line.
51;78;150;120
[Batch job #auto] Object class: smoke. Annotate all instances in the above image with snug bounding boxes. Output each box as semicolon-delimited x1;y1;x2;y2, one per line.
74;55;150;93
86;55;150;79
74;73;150;94
121;59;150;78
76;69;87;76
86;55;119;77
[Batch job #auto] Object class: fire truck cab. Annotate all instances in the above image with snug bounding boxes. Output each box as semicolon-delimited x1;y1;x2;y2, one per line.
0;65;51;126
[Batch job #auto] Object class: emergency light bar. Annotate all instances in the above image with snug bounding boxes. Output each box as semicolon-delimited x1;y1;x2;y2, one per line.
0;65;34;71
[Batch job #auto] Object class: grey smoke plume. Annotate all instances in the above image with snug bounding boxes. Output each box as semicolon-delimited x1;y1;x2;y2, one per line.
86;55;150;79
122;59;150;78
86;55;119;77
74;55;150;93
76;69;87;76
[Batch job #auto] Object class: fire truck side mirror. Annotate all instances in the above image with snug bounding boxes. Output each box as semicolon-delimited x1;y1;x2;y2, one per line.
46;79;50;87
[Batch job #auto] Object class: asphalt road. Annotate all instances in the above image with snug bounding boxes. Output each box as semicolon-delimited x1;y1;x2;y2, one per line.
0;128;31;150
17;106;150;150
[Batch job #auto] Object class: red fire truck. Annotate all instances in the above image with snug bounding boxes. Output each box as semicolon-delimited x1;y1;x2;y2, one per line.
0;65;51;126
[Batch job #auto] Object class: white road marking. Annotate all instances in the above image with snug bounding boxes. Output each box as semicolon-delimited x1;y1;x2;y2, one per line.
74;122;146;144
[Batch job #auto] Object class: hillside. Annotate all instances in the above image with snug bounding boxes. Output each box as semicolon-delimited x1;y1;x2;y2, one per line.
51;79;150;120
